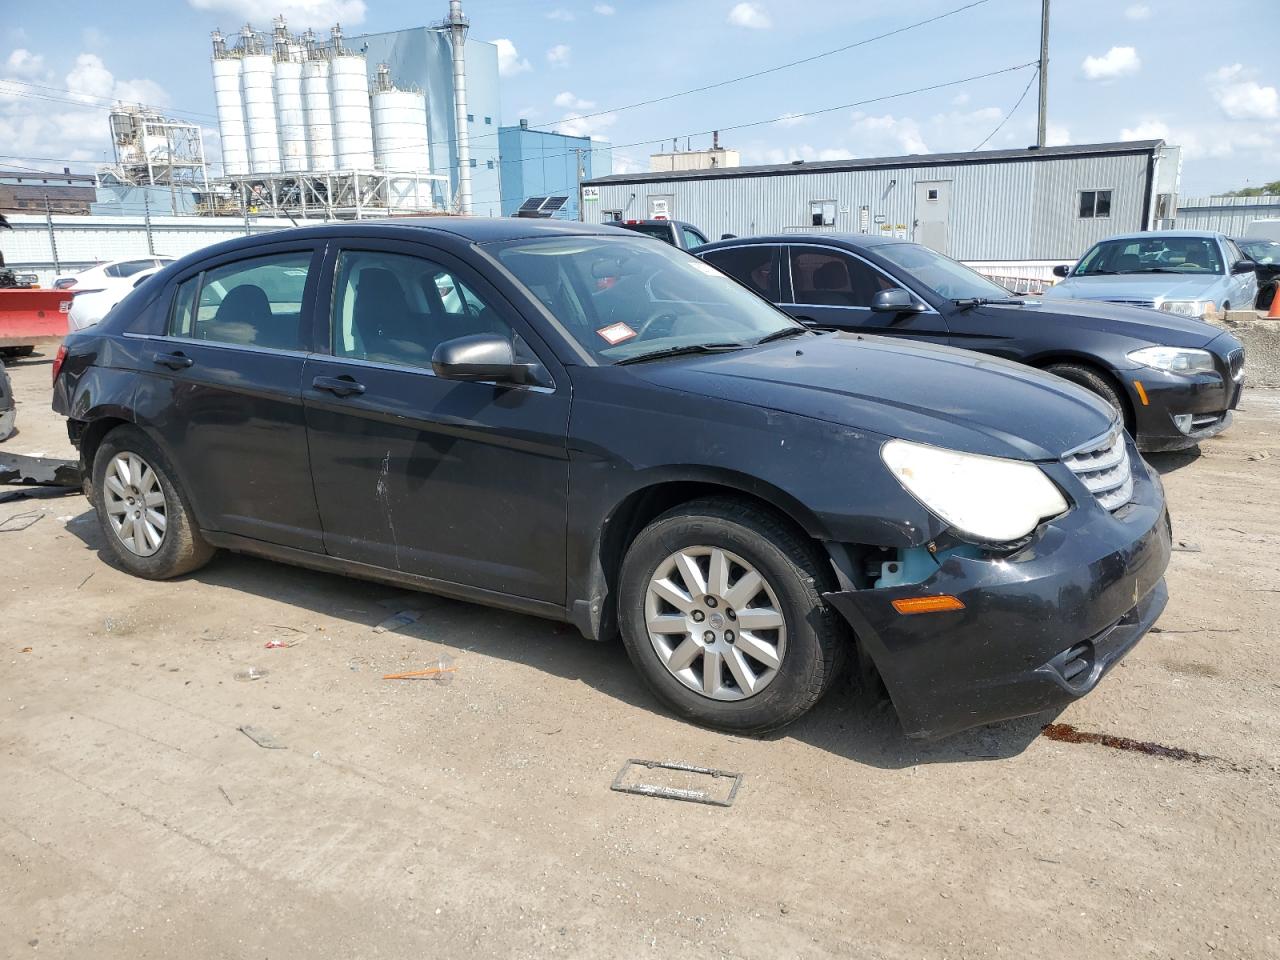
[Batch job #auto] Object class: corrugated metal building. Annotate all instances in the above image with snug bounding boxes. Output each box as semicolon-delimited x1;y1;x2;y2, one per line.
1174;195;1280;236
582;140;1180;270
497;121;612;219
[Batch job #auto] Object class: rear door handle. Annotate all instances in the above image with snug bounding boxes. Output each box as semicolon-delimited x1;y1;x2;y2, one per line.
152;351;193;370
312;375;366;398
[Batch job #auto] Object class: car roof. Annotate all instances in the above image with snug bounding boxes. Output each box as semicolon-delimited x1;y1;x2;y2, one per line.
697;233;915;255
1093;229;1226;242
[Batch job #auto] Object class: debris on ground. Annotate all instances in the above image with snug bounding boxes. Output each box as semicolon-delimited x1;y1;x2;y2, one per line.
218;786;234;805
264;638;301;649
238;725;287;749
1173;540;1202;553
20;646;31;653
0;452;82;487
0;510;42;532
610;759;744;807
1246;450;1270;462
233;666;269;682
373;609;422;634
1041;723;1219;764
383;655;456;683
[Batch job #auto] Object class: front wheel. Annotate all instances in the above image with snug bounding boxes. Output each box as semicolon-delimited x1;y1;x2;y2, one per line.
1046;363;1132;434
617;498;847;733
91;426;215;579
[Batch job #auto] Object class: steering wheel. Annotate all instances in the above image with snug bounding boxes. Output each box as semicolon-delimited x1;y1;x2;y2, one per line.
633;309;680;340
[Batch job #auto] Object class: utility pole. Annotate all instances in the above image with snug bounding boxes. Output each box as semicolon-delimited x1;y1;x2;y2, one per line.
1037;0;1049;148
575;147;584;222
446;0;473;215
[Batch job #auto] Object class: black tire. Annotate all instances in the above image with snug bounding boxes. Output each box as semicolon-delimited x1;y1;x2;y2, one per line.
1258;284;1276;311
1046;363;1131;432
1;346;35;359
91;425;215;579
617;497;847;733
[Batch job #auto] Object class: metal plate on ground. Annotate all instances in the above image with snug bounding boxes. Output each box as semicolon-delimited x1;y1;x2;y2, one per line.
610;759;743;807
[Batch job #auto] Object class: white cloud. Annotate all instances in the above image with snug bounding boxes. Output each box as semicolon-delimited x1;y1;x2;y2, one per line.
555;110;616;138
546;44;571;67
5;49;46;79
593;3;616;13
1124;3;1151;19
491;38;531;77
554;91;596;111
1081;46;1141;81
951;92;970;106
1209;64;1278;120
850;112;928;155
773;112;810;127
727;2;771;29
546;7;574;20
186;0;367;27
1045;123;1072;147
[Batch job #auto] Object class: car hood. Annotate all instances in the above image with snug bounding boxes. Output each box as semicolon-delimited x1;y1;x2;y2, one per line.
986;296;1221;346
628;333;1116;461
1044;272;1226;303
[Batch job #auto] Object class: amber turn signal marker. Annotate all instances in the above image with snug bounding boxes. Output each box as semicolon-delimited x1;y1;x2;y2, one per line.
1133;380;1149;406
892;595;966;615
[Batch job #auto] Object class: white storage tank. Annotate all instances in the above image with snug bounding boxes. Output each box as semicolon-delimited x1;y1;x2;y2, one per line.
329;54;375;170
241;53;280;173
211;57;250;176
302;58;335;172
274;58;308;172
373;88;431;174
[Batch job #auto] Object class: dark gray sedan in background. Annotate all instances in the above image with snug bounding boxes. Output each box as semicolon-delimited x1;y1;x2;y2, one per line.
53;218;1170;739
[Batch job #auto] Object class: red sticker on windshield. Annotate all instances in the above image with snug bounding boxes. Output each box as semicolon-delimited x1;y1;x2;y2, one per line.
597;322;637;345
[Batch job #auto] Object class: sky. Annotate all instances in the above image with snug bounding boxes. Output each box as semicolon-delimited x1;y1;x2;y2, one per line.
0;0;1275;197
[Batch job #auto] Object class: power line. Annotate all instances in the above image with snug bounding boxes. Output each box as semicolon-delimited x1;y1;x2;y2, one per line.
971;67;1038;151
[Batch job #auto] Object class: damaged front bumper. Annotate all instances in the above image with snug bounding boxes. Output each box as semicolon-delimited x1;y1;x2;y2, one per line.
824;463;1172;739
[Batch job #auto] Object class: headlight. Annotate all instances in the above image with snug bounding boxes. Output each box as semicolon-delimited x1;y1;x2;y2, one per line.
1126;345;1216;374
1158;300;1208;317
881;439;1068;544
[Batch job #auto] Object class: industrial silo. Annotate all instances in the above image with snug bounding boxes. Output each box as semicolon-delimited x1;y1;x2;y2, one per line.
241;51;281;173
328;30;374;171
210;33;250;176
274;57;308;172
302;57;335;172
372;65;430;174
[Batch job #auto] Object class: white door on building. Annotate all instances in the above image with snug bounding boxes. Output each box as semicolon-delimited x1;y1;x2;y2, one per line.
914;181;952;255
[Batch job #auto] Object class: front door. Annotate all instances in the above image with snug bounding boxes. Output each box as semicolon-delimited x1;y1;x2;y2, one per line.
781;245;950;343
131;244;324;551
914;180;952;255
301;241;571;603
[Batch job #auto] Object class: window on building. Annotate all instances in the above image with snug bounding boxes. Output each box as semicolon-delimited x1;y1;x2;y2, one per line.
484;116;492;125
926;188;940;201
466;113;474;122
809;200;836;227
486;159;494;169
1079;190;1113;219
470;158;477;168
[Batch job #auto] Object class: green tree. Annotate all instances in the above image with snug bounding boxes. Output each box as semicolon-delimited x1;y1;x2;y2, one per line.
1226;180;1280;197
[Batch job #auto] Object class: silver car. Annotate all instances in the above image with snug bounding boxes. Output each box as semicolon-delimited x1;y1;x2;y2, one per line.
1045;230;1258;320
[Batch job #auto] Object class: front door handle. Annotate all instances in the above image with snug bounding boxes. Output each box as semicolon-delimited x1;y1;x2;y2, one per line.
152;351;193;370
312;375;366;398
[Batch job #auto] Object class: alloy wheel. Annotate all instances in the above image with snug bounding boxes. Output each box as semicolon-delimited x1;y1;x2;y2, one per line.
103;452;167;557
643;546;787;701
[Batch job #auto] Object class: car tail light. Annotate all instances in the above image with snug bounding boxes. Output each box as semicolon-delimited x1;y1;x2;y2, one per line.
51;344;68;385
53;278;77;290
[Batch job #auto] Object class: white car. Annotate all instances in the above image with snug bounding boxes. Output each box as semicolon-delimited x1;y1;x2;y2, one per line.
68;267;163;332
53;256;173;291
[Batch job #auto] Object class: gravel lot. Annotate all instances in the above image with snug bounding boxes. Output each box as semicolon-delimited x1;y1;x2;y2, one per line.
2;350;1277;959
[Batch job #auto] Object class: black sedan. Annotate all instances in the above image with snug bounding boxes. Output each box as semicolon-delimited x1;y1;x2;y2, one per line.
696;235;1245;452
53;218;1170;739
1235;237;1280;309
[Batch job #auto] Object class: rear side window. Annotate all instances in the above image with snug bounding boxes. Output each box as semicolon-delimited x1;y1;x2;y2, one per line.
698;245;781;302
170;252;311;350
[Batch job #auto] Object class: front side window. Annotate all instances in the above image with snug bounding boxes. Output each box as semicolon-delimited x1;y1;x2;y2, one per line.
1079;190;1113;219
1074;236;1226;276
1240;239;1280;265
681;226;707;250
331;250;512;370
697;245;781;302
492;235;797;363
174;252;311;349
789;248;900;307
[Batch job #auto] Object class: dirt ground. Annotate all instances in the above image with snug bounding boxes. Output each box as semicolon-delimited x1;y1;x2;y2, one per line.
1;349;1277;959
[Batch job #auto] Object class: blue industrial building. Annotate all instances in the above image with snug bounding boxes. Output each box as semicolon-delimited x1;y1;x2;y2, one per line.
353;25;503;216
498;121;612;220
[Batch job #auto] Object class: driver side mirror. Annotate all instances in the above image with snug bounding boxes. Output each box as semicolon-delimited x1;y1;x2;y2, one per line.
1232;259;1259;274
432;334;537;385
870;288;925;314
1052;264;1071;278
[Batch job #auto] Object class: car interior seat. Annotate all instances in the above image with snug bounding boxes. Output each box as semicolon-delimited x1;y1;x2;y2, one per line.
206;284;271;345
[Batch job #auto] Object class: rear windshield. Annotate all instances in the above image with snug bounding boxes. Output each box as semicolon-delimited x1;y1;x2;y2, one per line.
1074;237;1225;276
622;223;676;244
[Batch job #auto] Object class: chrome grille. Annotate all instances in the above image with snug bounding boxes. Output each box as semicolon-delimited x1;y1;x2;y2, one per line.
1102;298;1156;309
1063;427;1134;512
1228;348;1244;382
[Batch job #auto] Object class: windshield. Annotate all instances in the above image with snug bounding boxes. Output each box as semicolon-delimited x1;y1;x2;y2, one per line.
491;234;799;363
1074;236;1225;276
873;242;1012;300
1239;239;1280;265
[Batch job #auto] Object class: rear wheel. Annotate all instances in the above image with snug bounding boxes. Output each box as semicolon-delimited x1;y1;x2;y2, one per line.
91;426;215;579
618;498;847;733
0;346;35;359
1046;363;1131;433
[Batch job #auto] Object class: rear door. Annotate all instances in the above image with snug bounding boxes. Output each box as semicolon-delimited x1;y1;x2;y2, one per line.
782;244;949;343
301;238;571;603
130;241;325;551
1223;237;1257;308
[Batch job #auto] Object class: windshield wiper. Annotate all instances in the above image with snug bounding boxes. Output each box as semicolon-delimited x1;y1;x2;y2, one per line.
755;326;810;344
952;297;1026;309
615;342;745;365
1133;267;1181;273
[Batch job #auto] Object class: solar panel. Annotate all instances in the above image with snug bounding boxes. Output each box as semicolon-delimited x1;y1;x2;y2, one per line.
540;196;568;212
518;196;548;212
